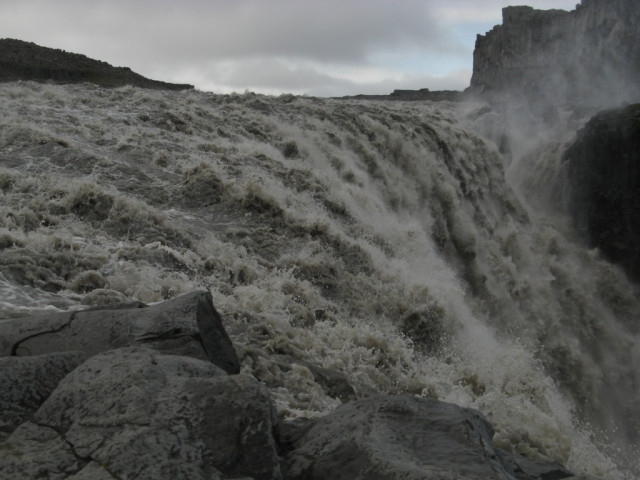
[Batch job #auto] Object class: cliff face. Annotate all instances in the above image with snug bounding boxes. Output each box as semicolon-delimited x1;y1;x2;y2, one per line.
563;103;640;282
0;38;194;90
471;0;640;107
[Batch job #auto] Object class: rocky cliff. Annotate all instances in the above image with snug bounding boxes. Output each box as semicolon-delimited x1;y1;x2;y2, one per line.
471;0;640;108
469;0;640;285
563;103;640;282
0;38;194;90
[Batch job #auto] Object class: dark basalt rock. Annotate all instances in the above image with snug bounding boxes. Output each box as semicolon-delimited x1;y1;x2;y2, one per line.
281;394;576;480
0;290;241;374
0;293;585;480
0;347;281;480
0;38;194;90
563;103;640;281
274;354;359;402
496;449;575;480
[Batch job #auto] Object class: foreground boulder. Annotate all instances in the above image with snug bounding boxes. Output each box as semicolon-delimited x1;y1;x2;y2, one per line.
280;395;574;480
563;103;640;281
0;290;240;374
0;347;281;480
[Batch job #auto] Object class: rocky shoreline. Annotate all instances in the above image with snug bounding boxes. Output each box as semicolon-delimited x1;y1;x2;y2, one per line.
0;291;585;479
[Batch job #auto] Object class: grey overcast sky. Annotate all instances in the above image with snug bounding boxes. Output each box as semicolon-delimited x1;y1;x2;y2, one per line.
1;0;579;96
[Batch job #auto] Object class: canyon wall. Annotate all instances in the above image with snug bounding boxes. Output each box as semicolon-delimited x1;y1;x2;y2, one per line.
471;0;640;108
563;103;640;282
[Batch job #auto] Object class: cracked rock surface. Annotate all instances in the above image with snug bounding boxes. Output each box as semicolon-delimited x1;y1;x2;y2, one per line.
0;347;281;480
0;352;87;441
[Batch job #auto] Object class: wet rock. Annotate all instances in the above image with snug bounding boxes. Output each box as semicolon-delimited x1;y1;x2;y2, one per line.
300;359;358;402
194;290;241;373
400;306;448;355
0;290;240;374
271;354;358;402
0;347;281;480
0;351;87;441
69;270;106;293
180;162;224;206
278;417;317;454
563;103;640;281
497;449;575;480
0;340;581;480
281;394;574;480
282;141;299;158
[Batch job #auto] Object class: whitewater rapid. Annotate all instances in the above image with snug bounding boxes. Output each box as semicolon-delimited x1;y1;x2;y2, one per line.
0;82;637;478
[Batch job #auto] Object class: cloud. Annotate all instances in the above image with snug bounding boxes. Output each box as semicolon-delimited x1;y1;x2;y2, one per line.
174;58;470;97
0;0;581;96
435;0;579;24
186;58;353;96
2;0;462;64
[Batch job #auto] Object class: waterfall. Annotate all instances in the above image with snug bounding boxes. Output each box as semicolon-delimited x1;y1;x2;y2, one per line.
0;82;637;478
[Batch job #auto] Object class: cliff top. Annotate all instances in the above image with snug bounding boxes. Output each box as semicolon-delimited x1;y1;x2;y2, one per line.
471;0;640;106
501;6;568;23
0;38;194;90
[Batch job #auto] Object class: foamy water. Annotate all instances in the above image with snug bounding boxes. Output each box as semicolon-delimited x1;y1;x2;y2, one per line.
0;82;637;478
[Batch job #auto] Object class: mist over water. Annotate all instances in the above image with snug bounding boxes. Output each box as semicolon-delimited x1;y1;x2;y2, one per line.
1;82;638;478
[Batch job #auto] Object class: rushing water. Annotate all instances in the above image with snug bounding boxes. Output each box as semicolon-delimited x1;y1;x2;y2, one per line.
1;82;638;478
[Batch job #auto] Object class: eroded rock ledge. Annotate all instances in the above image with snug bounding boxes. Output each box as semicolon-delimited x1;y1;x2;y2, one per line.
0;292;589;479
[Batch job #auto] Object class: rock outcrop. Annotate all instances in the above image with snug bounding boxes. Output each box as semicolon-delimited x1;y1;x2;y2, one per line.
0;38;194;90
563;103;640;282
1;347;281;480
470;0;640;108
0;292;585;479
0;290;240;374
281;394;573;480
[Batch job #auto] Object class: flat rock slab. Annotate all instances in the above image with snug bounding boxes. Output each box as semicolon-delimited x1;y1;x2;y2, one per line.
0;347;281;480
0;290;240;374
